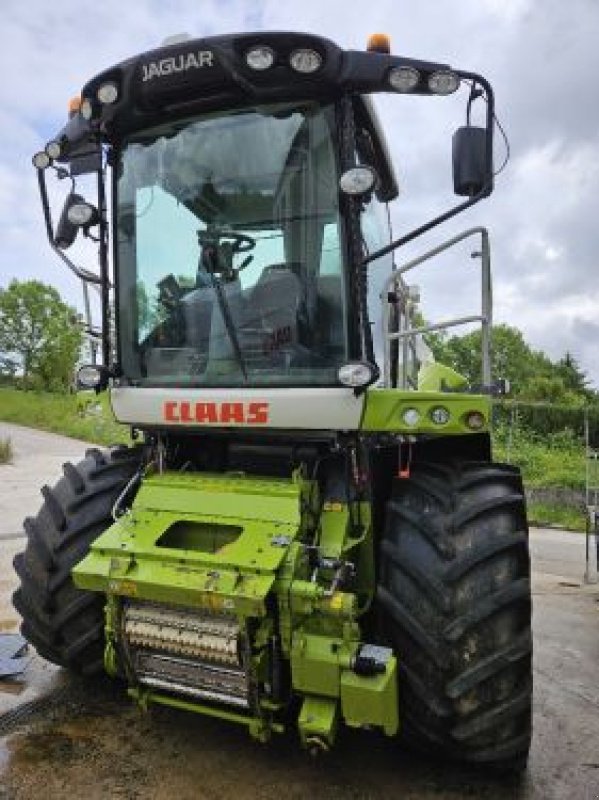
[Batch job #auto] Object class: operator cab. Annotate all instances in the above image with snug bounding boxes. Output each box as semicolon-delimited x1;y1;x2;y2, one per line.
117;100;350;387
33;31;495;396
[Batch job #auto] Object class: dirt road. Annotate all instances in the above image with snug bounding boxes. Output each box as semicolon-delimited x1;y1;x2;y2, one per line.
1;422;598;799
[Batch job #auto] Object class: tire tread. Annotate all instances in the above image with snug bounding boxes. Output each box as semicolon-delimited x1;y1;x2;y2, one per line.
378;460;532;770
12;447;141;674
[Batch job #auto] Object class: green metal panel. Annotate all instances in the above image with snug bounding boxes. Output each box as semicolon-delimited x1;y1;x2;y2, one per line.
73;471;309;615
361;388;491;434
135;472;304;525
298;695;339;749
341;657;399;735
292;634;399;736
291;633;351;697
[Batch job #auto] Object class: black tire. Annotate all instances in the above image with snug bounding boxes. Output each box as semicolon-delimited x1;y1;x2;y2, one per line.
12;446;142;675
377;461;532;771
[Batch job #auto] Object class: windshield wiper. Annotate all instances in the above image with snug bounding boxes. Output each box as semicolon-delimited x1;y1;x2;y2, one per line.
208;272;248;381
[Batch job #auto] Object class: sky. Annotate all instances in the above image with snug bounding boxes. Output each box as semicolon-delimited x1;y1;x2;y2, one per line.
0;0;598;386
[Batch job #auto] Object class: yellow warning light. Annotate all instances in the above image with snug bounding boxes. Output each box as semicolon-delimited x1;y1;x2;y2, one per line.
68;96;82;117
367;33;391;54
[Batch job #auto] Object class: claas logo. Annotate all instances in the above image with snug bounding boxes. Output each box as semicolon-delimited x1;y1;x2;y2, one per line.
163;401;269;425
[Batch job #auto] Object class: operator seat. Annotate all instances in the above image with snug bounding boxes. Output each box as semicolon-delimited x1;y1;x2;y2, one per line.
249;265;303;363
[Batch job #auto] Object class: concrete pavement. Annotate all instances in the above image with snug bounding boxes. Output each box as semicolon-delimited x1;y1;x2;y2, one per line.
0;422;91;633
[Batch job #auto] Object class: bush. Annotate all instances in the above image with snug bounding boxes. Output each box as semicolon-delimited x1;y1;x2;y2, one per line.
492;414;585;490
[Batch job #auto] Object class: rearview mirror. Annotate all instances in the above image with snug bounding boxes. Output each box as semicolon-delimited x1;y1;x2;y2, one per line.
452;127;492;197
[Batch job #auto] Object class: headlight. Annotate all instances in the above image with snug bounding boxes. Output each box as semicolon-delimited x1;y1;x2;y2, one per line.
338;361;376;388
245;46;275;70
97;81;118;104
402;408;420;426
289;48;322;74
388;66;420;92
428;70;460;95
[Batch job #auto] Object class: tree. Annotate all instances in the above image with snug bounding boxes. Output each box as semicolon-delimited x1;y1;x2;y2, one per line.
0;280;83;392
554;352;593;399
429;323;596;404
430;324;548;393
523;375;586;406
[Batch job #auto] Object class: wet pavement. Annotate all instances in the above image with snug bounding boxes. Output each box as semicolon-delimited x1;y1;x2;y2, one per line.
1;422;598;799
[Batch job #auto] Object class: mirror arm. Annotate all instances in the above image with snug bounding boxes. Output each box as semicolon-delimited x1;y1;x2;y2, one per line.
362;70;494;267
362;193;481;265
36;168;104;286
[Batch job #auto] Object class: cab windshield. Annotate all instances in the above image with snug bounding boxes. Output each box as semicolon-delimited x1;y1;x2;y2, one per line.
116;101;348;387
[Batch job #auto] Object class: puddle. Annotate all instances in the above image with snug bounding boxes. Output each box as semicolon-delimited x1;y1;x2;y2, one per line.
5;729;92;767
0;679;25;696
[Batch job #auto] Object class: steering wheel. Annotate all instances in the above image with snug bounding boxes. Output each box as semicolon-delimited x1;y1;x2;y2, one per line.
198;229;255;253
197;229;256;280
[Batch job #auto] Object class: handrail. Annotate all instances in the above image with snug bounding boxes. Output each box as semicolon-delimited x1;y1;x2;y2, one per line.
380;227;492;389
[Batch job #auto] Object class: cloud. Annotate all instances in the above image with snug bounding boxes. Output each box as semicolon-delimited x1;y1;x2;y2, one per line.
1;0;598;386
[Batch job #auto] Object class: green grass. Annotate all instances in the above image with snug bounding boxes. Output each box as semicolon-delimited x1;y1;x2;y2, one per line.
526;502;586;532
0;387;129;446
0;436;13;464
494;423;587;530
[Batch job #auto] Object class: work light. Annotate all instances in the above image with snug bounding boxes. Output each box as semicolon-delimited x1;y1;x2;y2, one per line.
338;362;376;388
67;201;98;227
428;71;460;95
45;141;61;160
97;82;119;104
339;166;376;196
245;46;275;70
388;66;420;93
77;365;103;390
32;151;51;169
289;49;322;74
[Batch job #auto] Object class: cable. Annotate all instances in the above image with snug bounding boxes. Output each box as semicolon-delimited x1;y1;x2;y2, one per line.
463;79;511;177
492;111;511;176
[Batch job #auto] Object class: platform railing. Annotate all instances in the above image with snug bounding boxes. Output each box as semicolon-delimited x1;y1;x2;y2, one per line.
380;227;492;390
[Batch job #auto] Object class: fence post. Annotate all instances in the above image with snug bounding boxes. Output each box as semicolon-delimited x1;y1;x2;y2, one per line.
584;408;598;584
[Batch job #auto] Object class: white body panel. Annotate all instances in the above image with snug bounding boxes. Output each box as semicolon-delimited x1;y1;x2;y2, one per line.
110;387;365;430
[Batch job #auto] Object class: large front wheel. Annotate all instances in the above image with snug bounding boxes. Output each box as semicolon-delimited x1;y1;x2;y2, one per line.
13;447;142;675
377;461;532;771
